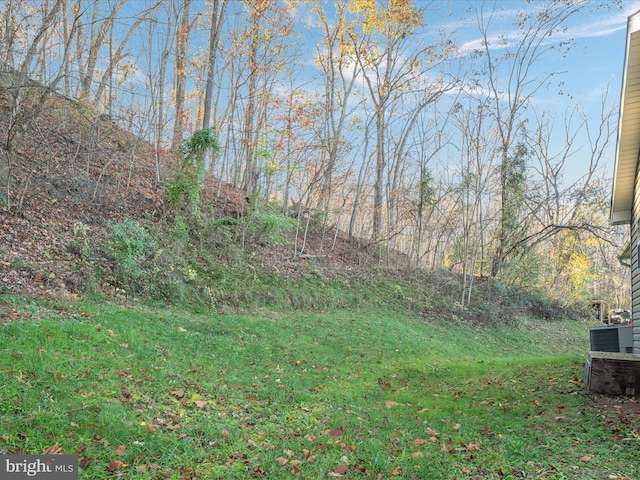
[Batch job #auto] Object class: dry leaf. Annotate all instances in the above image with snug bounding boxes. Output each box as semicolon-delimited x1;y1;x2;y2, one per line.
385;400;398;408
390;465;402;476
114;445;126;456
43;443;63;454
579;455;591;463
414;438;428;446
108;460;123;472
335;464;348;475
290;459;302;473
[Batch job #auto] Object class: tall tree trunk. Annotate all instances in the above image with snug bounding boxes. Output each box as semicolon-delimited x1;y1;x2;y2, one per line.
242;2;262;197
80;0;127;100
171;0;192;153
201;0;226;131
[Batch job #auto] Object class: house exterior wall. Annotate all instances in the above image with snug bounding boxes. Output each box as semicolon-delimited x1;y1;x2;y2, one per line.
632;158;640;351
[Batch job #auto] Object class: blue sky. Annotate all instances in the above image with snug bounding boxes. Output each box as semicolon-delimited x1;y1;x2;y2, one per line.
419;0;640;180
118;0;640;183
292;0;640;163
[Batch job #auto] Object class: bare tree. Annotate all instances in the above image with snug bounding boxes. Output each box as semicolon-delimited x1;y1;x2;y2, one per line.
201;0;227;131
470;0;590;277
170;0;193;153
349;1;456;241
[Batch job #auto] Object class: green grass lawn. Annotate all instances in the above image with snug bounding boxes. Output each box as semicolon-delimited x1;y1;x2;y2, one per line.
0;297;637;479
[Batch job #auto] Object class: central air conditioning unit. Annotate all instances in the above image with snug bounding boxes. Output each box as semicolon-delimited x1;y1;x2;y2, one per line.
589;324;633;353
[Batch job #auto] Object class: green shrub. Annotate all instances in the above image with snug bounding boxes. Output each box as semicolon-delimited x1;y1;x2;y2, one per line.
105;220;157;292
242;209;297;246
166;129;220;213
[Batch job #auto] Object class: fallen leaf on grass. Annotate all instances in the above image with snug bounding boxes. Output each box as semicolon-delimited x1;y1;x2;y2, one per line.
114;445;126;456
289;460;302;473
390;465;402;476
43;443;63;454
386;400;398;408
414;438;428;446
579;455;591;463
108;460;124;472
335;463;348;475
225;453;246;466
170;389;185;399
194;400;207;409
326;426;344;438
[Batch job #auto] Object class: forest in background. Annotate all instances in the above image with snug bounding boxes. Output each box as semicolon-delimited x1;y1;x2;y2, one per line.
0;0;631;310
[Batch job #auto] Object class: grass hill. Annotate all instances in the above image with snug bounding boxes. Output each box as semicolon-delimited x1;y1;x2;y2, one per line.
1;81;639;480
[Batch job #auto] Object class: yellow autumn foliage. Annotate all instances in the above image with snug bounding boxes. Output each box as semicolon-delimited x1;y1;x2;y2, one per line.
347;0;422;38
568;252;596;292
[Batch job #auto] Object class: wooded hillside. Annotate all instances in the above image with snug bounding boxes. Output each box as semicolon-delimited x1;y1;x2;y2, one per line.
0;0;630;309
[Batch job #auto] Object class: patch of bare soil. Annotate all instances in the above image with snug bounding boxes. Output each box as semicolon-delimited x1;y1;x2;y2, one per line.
588;393;640;438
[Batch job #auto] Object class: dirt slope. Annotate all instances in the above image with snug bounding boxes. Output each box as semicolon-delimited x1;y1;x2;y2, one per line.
0;84;381;298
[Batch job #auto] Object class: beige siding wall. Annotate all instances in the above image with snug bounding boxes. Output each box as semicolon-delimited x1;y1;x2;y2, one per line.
632;161;640;352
